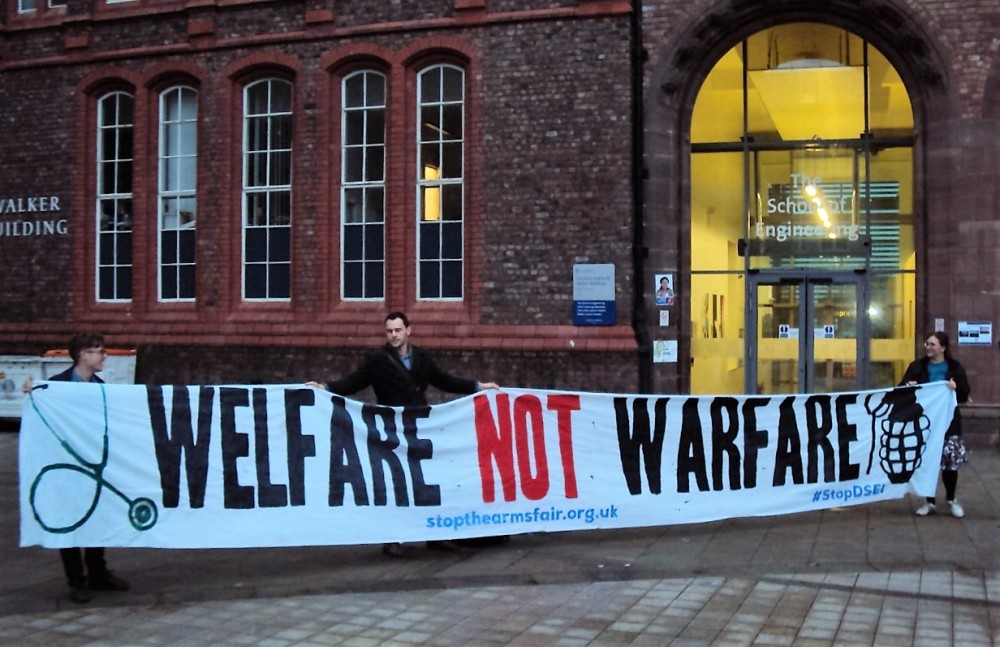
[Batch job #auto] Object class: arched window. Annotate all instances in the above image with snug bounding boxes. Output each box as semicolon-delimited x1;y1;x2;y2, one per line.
416;64;465;300
158;85;198;301
96;91;134;302
242;78;293;300
688;23;915;395
341;70;386;300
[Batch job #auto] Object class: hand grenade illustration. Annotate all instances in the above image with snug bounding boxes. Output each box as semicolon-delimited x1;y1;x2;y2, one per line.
864;387;930;484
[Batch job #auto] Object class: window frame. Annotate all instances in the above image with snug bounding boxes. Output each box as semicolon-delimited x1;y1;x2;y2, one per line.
95;90;135;303
157;84;199;303
415;63;466;301
340;69;387;301
241;77;294;302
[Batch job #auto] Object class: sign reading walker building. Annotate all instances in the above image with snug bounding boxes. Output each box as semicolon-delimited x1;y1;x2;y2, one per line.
20;381;955;549
0;195;68;238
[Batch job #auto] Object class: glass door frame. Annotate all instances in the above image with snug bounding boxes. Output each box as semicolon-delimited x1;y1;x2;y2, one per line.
746;269;870;393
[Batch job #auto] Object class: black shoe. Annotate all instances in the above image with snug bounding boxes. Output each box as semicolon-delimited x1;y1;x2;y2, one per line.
69;583;92;604
426;539;477;553
89;572;130;592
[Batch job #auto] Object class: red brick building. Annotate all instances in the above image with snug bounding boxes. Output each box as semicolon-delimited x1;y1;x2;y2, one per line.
1;0;997;432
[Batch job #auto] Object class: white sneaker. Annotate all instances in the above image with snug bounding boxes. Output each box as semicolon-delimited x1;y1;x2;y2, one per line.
948;500;965;518
915;502;935;516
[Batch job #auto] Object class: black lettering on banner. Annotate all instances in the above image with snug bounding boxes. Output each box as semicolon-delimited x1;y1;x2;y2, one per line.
805;395;836;484
773;396;804;486
252;388;287;508
836;394;860;481
284;389;317;506
401;406;440;506
614;397;667;494
677;398;709;493
329;396;369;506
147;385;214;508
363;404;409;506
710;397;741;491
741;397;770;488
220;387;255;509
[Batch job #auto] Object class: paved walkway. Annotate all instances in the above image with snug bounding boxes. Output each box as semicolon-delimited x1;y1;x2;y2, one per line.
1;430;999;646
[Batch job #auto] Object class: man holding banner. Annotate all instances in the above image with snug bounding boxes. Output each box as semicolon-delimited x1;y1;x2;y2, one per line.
23;333;130;604
308;311;500;556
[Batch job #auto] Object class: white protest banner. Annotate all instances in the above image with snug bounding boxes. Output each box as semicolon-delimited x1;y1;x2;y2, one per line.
20;382;955;549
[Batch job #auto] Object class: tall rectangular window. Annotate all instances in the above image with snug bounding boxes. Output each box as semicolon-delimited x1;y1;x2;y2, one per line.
158;86;198;301
416;64;464;300
96;92;134;301
341;70;386;300
243;79;293;300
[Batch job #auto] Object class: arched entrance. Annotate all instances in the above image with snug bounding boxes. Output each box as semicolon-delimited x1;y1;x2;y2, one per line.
686;22;916;395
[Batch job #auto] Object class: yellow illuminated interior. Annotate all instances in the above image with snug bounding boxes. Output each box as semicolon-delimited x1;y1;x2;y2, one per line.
422;164;440;221
688;23;916;395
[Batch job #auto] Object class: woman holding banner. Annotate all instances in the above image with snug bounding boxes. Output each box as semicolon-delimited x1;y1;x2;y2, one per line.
901;331;970;518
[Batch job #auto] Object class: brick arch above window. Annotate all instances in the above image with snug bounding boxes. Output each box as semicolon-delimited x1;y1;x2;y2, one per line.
225;54;301;85
145;69;203;93
322;44;395;77
647;3;948;118
80;74;138;98
399;37;475;69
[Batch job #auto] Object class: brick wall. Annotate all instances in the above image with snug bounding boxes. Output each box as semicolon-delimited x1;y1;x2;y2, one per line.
0;0;640;393
3;0;998;403
134;344;640;397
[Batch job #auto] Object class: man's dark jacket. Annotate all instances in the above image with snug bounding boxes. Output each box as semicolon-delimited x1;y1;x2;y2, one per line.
326;343;477;406
48;367;104;383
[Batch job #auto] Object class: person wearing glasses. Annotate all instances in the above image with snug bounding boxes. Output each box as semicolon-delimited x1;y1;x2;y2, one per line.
901;331;971;518
23;332;130;603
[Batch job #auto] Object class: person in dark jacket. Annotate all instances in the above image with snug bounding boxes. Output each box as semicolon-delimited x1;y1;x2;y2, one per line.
308;312;499;556
900;331;971;518
23;332;131;603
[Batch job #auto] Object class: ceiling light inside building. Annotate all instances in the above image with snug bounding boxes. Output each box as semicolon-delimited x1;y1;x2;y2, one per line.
748;63;865;140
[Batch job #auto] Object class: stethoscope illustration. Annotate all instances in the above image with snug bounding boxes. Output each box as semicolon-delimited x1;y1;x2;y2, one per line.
28;383;158;533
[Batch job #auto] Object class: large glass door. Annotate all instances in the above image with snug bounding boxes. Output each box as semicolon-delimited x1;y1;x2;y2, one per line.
748;272;868;394
687;22;917;396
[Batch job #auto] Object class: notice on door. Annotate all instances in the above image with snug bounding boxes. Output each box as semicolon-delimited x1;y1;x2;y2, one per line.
814;325;835;339
778;324;800;339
